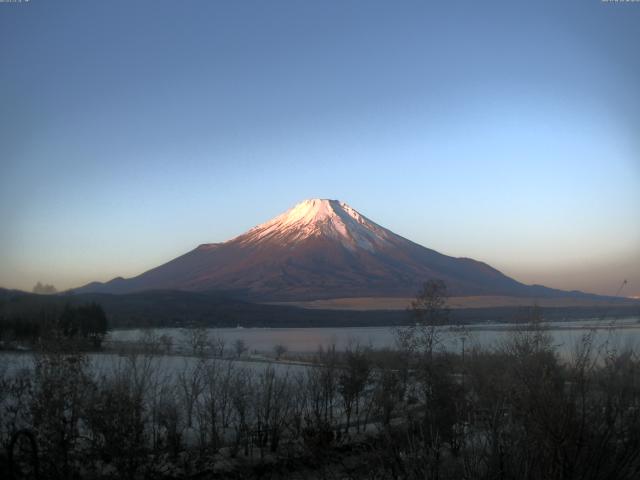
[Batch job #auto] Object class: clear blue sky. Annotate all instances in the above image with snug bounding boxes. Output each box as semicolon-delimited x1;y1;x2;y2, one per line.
1;0;639;297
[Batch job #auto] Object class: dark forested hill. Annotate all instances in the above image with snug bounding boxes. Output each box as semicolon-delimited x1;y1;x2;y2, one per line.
0;288;637;329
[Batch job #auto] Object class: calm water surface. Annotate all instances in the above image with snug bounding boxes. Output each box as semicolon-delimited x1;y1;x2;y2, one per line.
3;318;639;377
107;316;640;356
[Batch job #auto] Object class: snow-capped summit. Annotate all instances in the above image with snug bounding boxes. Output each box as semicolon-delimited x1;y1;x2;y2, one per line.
236;199;391;252
74;199;581;301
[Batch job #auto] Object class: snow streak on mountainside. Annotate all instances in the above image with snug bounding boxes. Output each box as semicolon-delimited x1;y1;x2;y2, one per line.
75;199;593;301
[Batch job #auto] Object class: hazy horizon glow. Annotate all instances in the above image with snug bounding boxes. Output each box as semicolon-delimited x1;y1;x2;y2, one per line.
1;1;639;297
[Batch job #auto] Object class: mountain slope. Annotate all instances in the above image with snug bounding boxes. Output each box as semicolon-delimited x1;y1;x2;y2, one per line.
75;199;596;301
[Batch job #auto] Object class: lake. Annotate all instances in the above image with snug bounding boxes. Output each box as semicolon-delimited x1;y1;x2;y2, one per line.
3;317;639;377
106;316;640;357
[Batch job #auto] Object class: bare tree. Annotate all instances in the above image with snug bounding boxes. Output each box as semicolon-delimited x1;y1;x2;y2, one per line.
196;359;236;453
396;279;450;359
183;327;211;357
338;344;371;433
233;339;248;358
210;332;226;358
158;334;173;354
372;367;404;430
273;343;288;360
253;366;293;456
229;369;253;457
177;359;204;429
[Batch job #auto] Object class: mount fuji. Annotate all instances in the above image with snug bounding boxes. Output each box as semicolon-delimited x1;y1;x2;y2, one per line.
75;199;594;301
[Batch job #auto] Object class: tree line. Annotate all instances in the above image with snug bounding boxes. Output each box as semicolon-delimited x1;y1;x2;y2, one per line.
0;303;108;349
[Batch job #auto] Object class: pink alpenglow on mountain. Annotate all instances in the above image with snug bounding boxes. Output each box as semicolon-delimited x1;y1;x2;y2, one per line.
76;199;589;300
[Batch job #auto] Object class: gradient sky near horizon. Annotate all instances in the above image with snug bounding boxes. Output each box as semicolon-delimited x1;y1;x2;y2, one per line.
1;0;639;297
